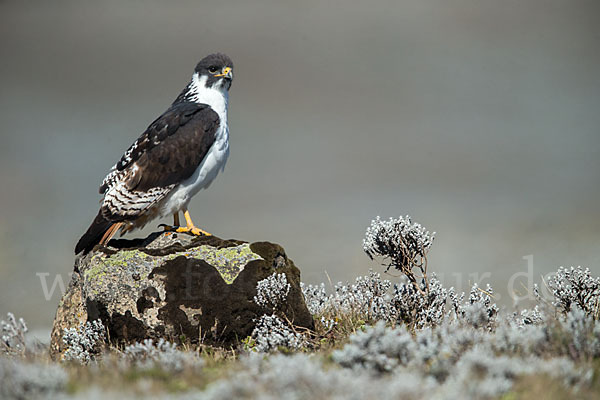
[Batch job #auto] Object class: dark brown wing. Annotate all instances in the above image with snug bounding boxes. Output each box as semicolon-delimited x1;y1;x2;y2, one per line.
100;102;220;194
76;103;220;254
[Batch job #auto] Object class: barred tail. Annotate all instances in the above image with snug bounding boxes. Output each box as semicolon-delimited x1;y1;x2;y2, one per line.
75;211;123;254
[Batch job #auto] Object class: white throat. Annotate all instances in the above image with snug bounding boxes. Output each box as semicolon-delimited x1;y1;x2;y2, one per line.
188;73;229;122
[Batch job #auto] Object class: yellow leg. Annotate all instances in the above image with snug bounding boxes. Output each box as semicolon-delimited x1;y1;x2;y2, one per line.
173;212;180;227
174;209;212;236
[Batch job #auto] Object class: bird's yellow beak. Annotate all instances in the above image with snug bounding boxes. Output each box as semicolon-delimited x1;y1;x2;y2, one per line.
215;67;232;78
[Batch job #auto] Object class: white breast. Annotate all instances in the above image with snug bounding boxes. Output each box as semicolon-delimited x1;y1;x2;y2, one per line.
159;73;230;216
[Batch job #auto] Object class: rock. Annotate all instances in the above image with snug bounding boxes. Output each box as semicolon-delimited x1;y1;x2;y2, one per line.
50;232;314;359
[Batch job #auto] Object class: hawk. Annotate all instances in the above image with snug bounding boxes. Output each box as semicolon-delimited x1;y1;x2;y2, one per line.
75;53;234;254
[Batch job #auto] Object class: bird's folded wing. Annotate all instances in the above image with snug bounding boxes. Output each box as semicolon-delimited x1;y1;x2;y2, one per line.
98;102;220;220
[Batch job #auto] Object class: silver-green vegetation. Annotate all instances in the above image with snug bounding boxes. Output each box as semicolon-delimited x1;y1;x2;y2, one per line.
2;215;600;399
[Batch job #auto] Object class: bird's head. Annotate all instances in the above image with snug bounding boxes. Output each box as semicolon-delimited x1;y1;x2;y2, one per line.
194;53;234;91
175;53;234;106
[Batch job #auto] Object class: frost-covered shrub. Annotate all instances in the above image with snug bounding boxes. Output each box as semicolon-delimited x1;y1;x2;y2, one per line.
547;266;600;318
454;283;499;330
201;348;588;400
410;323;486;382
560;306;600;360
300;282;330;315
441;346;588;399
392;274;447;329
301;269;501;333
517;305;545;327
203;309;595;400
491;322;550;356
332;318;590;398
62;320;105;364
363;215;435;278
252;274;307;352
251;314;306;352
254;273;290;311
332;321;414;373
391;279;426;327
1;313;27;355
485;295;600;362
123;338;204;373
302;270;396;322
0;357;67;399
332;270;395;320
333;321;484;381
202;353;431;400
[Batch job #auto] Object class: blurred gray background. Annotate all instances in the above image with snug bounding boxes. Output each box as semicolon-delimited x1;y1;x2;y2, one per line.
1;0;599;330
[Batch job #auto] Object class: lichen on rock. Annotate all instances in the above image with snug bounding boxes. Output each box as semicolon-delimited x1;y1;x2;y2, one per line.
50;232;313;359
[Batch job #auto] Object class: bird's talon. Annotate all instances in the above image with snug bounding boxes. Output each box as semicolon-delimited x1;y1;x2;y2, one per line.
192;227;212;236
159;224;180;234
173;226;212;236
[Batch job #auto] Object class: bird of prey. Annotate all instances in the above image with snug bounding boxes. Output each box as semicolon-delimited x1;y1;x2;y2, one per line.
75;53;234;254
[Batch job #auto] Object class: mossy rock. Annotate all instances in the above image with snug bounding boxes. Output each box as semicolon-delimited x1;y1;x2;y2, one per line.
50;232;314;359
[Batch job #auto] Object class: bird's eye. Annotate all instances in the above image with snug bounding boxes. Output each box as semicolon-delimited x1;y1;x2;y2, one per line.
208;66;219;74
